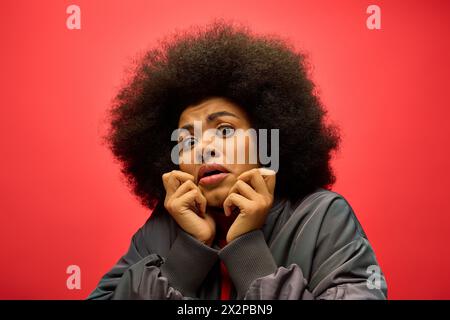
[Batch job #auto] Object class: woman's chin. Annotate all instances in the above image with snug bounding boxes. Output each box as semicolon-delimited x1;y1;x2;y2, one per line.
200;174;236;206
204;193;226;208
202;190;227;208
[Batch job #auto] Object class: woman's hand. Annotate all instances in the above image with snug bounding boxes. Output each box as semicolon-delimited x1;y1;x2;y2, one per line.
223;168;276;244
162;170;216;246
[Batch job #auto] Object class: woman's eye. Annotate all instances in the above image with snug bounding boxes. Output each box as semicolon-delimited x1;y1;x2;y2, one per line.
217;125;235;138
181;136;197;150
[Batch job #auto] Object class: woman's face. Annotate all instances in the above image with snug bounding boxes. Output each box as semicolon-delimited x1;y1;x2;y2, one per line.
178;97;259;208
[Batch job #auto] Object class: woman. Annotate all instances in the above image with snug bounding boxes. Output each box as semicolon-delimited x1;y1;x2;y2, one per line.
87;21;387;300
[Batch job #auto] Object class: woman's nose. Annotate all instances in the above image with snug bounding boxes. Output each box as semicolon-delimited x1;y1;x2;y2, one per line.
196;137;220;163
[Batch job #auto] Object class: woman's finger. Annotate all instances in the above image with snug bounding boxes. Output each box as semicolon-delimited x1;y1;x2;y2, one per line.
175;187;206;217
162;170;194;196
259;169;276;195
177;188;199;210
195;191;207;218
237;168;270;196
227;179;259;201
171;179;196;199
223;192;251;217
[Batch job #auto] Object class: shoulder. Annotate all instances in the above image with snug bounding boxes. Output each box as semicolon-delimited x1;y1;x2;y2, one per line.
289;188;367;239
292;187;349;209
133;201;179;257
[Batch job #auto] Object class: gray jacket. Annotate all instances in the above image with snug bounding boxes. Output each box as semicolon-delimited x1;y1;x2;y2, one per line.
87;188;388;300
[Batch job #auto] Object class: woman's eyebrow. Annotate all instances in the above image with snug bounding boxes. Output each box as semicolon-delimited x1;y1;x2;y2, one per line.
206;111;240;122
180;111;240;131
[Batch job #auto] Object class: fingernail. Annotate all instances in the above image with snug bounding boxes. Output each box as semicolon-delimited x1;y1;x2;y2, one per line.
258;168;276;176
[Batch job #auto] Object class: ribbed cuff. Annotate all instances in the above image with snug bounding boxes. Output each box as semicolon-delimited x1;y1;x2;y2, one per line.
160;230;219;297
218;230;278;299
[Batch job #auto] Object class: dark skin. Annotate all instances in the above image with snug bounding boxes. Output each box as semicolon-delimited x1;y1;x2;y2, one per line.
162;97;276;246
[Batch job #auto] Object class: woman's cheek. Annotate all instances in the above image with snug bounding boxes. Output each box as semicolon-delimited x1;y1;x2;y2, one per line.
242;132;258;165
178;155;195;175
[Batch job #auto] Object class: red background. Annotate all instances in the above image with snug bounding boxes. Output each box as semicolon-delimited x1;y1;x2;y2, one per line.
1;0;449;299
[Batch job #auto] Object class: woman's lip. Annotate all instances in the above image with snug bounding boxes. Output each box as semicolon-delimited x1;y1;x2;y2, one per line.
199;173;229;186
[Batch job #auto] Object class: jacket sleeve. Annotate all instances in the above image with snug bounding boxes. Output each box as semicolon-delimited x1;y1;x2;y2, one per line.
218;198;388;300
87;226;219;300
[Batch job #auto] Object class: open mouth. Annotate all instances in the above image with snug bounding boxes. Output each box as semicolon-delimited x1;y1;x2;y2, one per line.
197;164;230;186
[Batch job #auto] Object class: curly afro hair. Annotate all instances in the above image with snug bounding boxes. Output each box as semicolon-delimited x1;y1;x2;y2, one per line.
103;20;340;210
